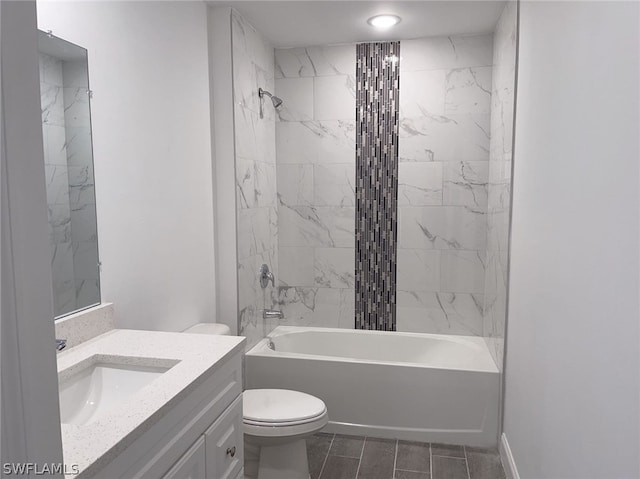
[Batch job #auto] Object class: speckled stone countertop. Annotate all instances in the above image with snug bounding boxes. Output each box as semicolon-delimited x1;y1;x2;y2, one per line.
56;329;245;477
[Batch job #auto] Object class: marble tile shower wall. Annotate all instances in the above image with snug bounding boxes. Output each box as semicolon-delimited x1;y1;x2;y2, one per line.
274;45;357;328
232;11;279;349
483;2;517;369
40;54;99;317
274;36;495;335
63;59;100;311
41;53;76;316
396;34;493;336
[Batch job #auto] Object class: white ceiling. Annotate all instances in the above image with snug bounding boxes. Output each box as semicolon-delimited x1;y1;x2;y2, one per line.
206;1;506;48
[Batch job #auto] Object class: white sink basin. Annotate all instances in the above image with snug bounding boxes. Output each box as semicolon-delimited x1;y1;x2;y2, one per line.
59;360;172;425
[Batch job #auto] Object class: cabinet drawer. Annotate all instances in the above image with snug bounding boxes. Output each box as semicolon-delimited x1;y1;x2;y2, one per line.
205;395;243;479
162;436;206;479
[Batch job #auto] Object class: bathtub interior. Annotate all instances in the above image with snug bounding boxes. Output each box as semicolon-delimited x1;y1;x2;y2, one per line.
251;326;498;373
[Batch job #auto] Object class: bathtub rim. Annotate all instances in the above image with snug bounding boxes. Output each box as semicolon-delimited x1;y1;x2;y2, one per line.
247;326;499;374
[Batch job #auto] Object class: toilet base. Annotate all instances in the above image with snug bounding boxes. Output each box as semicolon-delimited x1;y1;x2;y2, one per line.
246;438;310;479
244;440;260;479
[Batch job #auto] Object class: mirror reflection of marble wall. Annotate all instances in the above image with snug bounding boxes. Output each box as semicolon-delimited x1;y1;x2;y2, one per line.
38;31;100;318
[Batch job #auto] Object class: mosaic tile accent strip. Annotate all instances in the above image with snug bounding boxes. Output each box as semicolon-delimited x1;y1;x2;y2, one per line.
355;42;400;331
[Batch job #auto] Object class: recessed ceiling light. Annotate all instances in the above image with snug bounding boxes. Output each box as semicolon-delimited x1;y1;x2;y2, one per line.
367;14;401;29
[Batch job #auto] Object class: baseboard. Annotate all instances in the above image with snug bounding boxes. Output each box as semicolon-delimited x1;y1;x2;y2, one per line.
323;421;496;448
500;433;520;479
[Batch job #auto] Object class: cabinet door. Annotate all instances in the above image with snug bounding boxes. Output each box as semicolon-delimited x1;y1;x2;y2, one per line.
162;436;206;479
205;396;243;479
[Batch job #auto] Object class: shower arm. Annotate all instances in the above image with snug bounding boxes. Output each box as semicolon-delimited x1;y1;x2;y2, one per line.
259;87;269;119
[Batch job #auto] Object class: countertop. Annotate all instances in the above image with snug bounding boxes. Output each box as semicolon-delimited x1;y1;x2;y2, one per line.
56;329;245;477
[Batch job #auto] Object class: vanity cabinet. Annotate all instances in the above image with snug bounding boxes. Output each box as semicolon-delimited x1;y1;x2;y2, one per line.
163;396;243;479
162;437;206;479
204;396;244;479
92;349;244;479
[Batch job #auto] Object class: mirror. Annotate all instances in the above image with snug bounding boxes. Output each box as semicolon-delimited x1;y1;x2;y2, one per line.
38;30;101;318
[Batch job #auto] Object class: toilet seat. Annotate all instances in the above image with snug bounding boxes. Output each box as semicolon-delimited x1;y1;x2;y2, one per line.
243;389;328;438
243;389;326;424
244;413;326;428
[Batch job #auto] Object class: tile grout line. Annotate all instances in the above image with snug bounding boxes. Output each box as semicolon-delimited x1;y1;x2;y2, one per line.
354;436;367;479
430;443;433;479
463;445;471;479
431;454;469;460
392;440;398;479
396;467;440;473
317;434;335;479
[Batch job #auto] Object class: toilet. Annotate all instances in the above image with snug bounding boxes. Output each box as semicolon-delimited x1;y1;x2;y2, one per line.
183;323;329;479
243;389;328;479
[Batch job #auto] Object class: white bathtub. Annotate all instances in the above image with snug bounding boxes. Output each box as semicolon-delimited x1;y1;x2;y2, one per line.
245;326;500;447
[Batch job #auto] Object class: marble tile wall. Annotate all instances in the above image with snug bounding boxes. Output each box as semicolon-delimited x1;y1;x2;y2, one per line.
40;52;100;318
483;2;518;369
40;53;76;316
63;59;100;311
232;11;279;349
274;35;498;335
267;31;514;340
396;34;494;336
274;44;357;328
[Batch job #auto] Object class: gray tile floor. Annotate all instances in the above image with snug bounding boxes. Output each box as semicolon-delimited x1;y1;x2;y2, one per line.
306;433;506;479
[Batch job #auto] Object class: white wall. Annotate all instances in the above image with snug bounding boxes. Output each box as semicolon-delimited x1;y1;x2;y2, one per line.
503;2;639;477
1;0;64;468
1;0;3;459
208;7;239;335
37;1;216;331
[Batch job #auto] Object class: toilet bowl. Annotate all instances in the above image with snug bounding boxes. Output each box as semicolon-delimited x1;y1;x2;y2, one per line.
243;389;328;479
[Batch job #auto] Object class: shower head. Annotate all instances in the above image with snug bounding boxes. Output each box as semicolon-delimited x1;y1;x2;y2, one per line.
259;88;283;118
271;95;283;108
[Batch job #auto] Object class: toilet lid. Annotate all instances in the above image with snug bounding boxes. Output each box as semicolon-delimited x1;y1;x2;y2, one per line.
243;389;327;424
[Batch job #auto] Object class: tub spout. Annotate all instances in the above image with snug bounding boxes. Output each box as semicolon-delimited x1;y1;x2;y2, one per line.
263;309;283;320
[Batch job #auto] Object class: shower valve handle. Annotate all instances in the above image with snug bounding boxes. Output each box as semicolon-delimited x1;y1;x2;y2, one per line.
259;263;275;289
